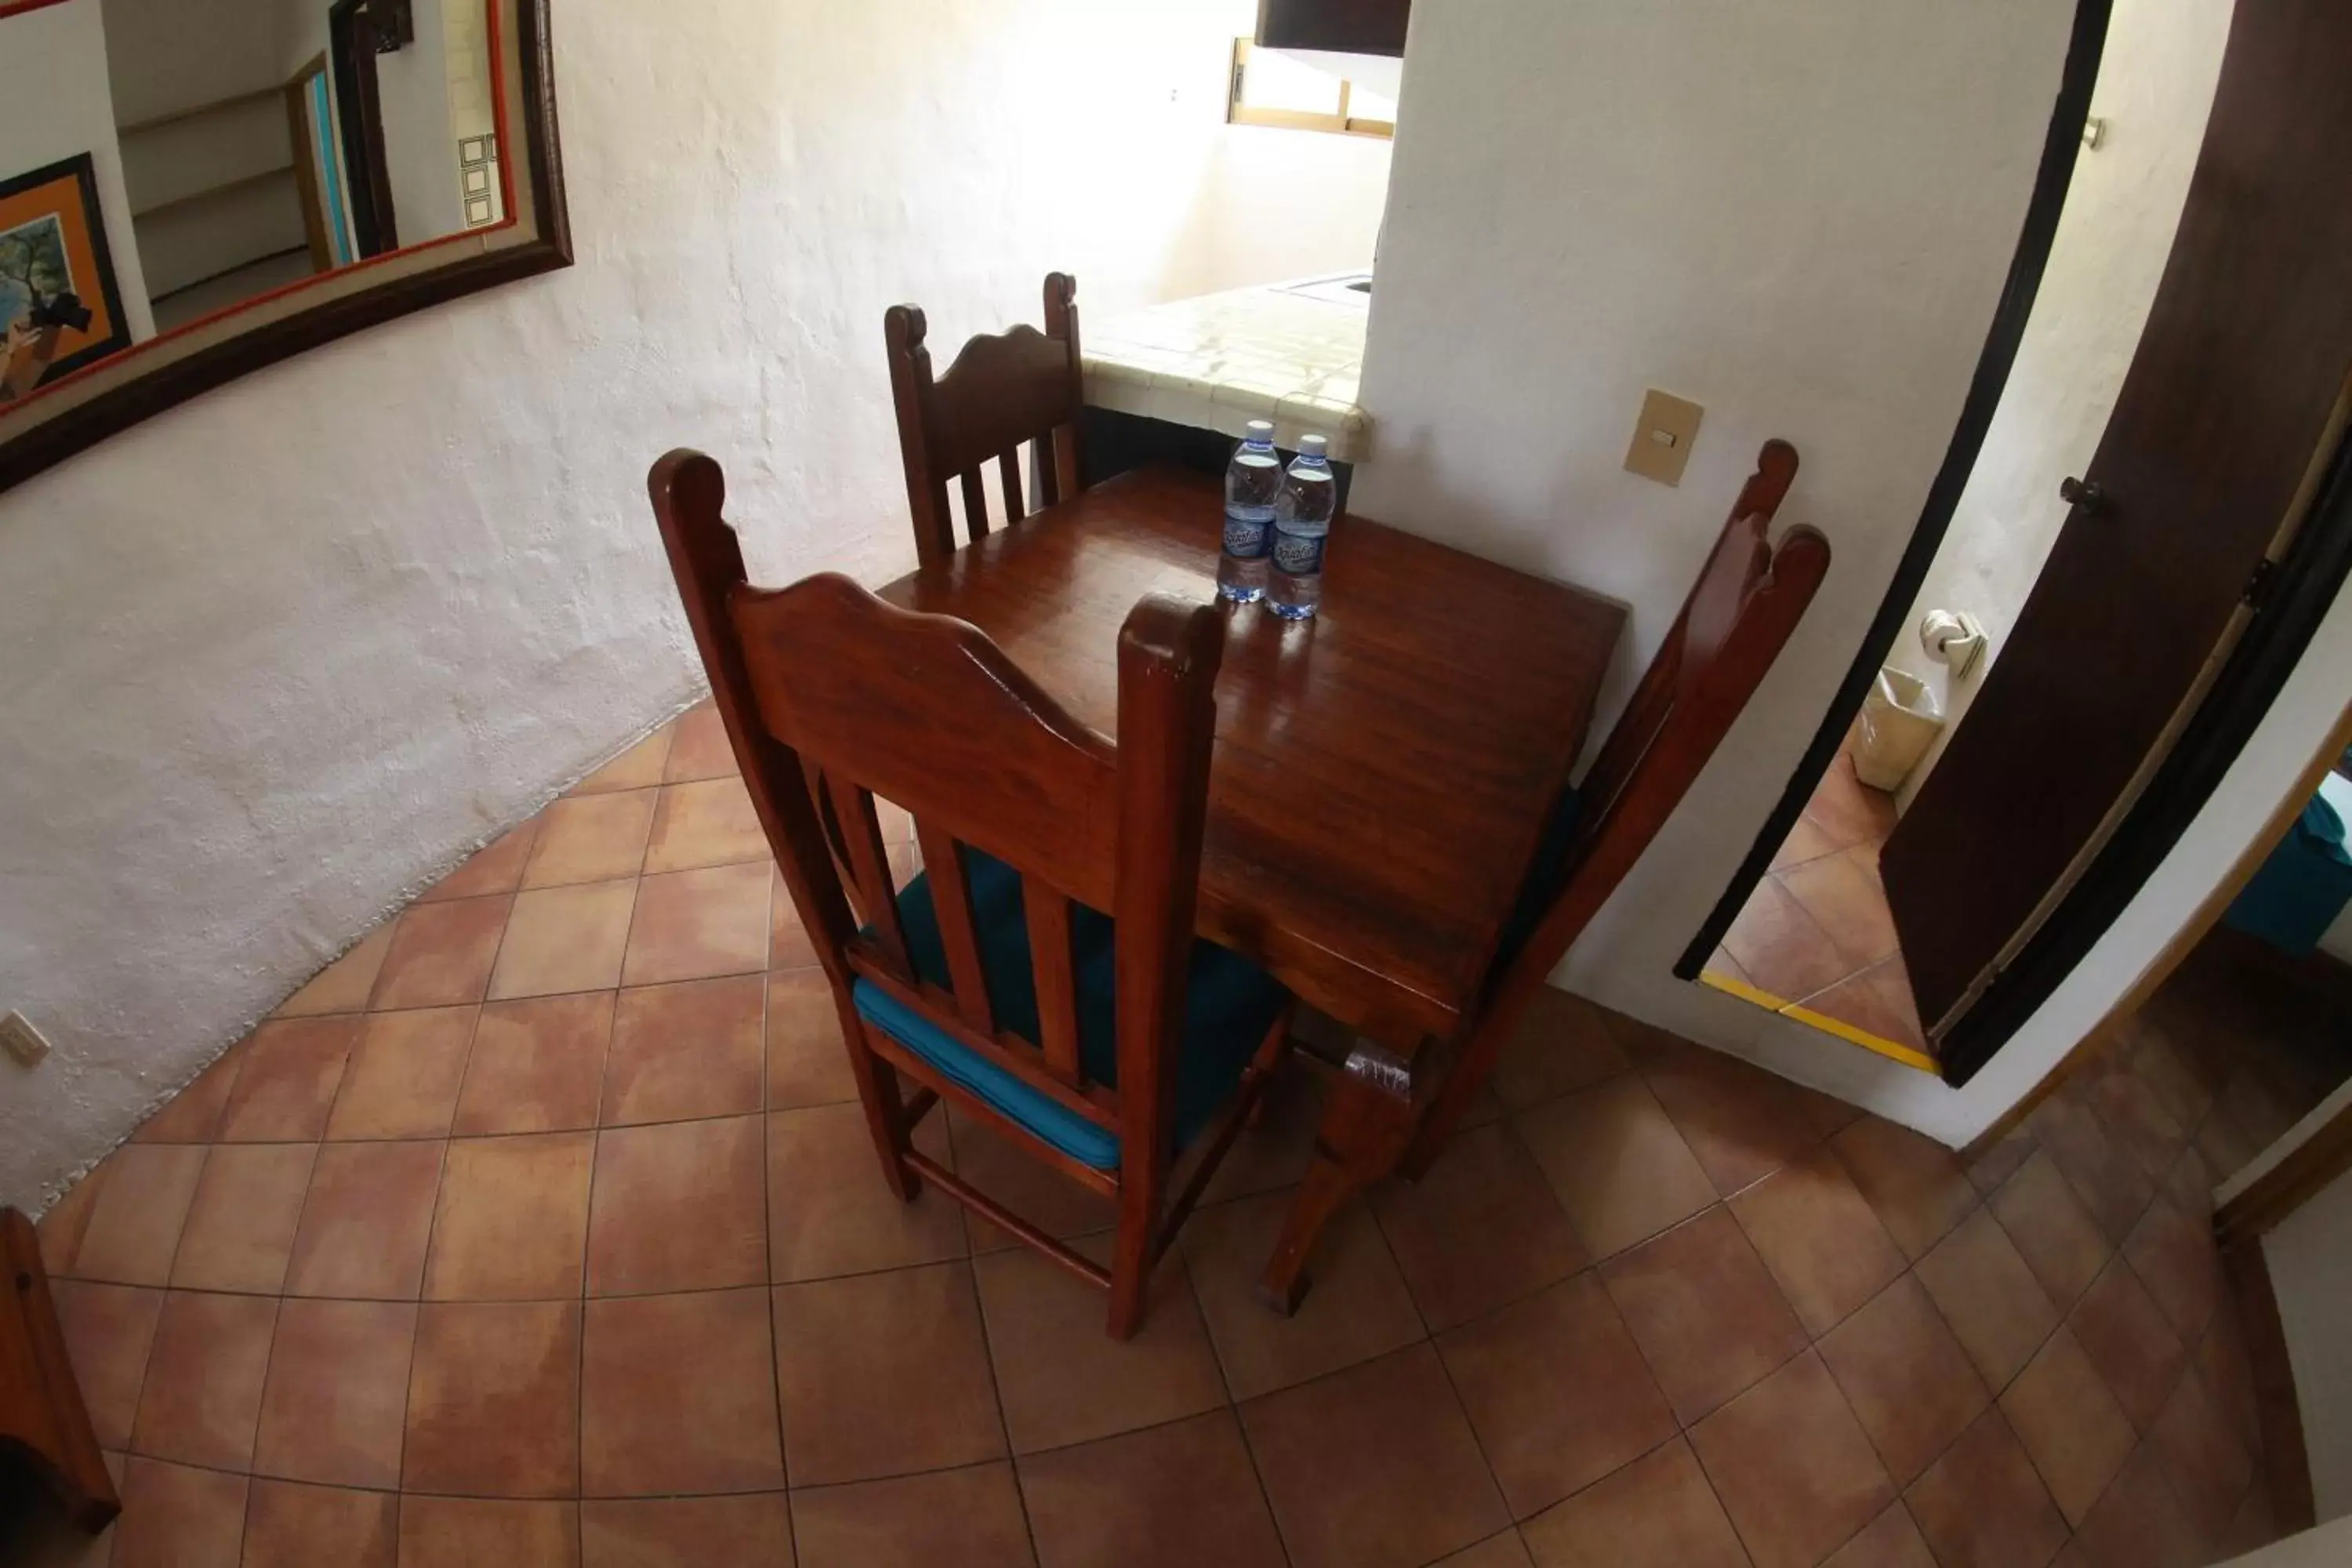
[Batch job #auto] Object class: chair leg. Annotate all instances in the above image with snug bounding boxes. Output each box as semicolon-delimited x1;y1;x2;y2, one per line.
1105;1172;1163;1341
844;1033;920;1202
2;1209;120;1534
1258;1068;1417;1314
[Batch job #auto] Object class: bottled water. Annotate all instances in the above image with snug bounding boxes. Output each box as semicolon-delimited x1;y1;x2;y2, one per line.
1268;434;1334;621
1218;420;1281;603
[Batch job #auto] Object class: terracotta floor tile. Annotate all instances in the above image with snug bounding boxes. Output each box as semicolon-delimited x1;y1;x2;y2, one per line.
2068;1438;2202;1568
417;821;540;903
2209;1466;2279;1562
1818;1274;1989;1486
1197;1060;1329;1207
395;1497;580;1566
662;702;735;782
1519;1437;1749;1568
1371;1120;1588;1332
1772;811;1842;870
283;1140;442;1298
52;1280;163;1449
216;1018;359;1142
1804;756;1898;848
523;786;658;887
1802;961;1930;1054
1488;987;1631;1111
169;1142;315;1294
1730;1146;1906;1337
1965;1123;2038;1196
1915;1207;2060;1390
1998;1325;2137;1526
1990;1150;2115;1312
2122;1193;2222;1341
1719;874;1853;1001
1904;1407;2070;1568
948;1105;1119;1252
1181;1187;1425;1402
771;1261;1005;1486
327;1006;477;1140
1830;1116;1977;1261
1515;1076;1715;1260
1823;1503;1937;1568
1705;946;1754;986
110;1457;247;1568
2027;1093;2156;1247
2146;1367;2252;1540
1438;1272;1676;1518
132;1048;245;1144
771;866;820;971
131;1290;277;1469
2067;1255;2187;1432
1690;1349;1894;1568
425;1131;593;1300
2084;1058;2187;1182
72;1143;207;1287
789;1462;1034;1568
620;862;771;986
252;1298;416;1488
371;896;512;1011
975;1240;1225;1453
2127;1029;2218;1136
1241;1343;1506;1568
1780;846;1899;971
581;1494;794;1568
1599;1206;1807;1425
769;1102;965;1279
1636;1035;1821;1198
241;1479;397;1568
581;1287;783;1495
602;974;765;1124
403;1300;582;1497
489;880;637;1000
2192;1302;2263;1455
2160;1142;2221;1221
36;1165;107;1277
1436;1531;1536;1566
274;924;397;1018
457;991;614;1134
587;1114;767;1294
572;722;676;795
766;968;855;1109
1019;1409;1287;1568
644;775;768;873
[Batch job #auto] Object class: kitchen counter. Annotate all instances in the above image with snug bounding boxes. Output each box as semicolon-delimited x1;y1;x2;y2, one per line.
1080;275;1372;462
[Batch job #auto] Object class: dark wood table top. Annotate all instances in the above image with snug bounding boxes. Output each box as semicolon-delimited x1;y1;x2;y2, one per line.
876;465;1626;1047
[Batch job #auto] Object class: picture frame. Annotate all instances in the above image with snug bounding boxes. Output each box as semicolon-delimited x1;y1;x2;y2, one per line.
0;153;132;404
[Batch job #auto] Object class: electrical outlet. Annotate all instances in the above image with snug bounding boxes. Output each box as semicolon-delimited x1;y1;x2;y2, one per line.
1;1009;52;1067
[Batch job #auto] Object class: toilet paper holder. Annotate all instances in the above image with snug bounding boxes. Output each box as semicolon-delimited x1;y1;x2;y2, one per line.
1920;610;1987;681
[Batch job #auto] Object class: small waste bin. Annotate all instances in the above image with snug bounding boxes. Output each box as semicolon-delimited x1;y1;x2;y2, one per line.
1853;667;1944;792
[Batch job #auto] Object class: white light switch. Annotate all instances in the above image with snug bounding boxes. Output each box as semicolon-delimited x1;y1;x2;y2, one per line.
1;1009;51;1067
1624;389;1704;486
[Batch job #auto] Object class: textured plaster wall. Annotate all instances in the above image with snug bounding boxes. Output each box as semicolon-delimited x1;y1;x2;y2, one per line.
0;0;1389;1210
2264;1149;2352;1521
1352;0;2074;1142
1889;0;2233;813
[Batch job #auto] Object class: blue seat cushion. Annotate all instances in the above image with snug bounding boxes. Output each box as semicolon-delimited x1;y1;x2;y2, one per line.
1490;785;1582;982
850;848;1287;1171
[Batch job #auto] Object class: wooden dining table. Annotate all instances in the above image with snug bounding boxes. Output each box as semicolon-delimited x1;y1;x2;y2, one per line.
876;463;1627;1303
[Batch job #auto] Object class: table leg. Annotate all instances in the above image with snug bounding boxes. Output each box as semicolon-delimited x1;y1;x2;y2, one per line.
1258;1040;1419;1315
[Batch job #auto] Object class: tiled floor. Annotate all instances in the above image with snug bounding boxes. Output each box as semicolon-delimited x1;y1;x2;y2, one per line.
13;702;2311;1568
1706;750;1931;1058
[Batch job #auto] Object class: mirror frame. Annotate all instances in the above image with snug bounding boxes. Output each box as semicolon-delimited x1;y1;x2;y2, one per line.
0;0;568;492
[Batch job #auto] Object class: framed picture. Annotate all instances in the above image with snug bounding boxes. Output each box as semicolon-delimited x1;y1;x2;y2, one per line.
0;153;131;405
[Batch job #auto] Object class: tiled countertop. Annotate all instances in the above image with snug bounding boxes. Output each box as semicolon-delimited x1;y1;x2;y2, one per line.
1081;276;1372;461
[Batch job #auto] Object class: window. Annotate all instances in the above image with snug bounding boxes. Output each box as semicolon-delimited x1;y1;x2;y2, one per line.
1226;40;1395;140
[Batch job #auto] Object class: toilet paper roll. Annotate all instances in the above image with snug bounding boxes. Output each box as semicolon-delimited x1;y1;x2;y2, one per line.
1919;609;1986;678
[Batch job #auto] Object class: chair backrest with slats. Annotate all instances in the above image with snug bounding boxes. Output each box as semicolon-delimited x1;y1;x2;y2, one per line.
648;448;1223;1173
886;272;1086;567
1505;439;1831;998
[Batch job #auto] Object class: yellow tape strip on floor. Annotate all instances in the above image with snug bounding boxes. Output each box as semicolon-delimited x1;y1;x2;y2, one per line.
1695;969;1941;1075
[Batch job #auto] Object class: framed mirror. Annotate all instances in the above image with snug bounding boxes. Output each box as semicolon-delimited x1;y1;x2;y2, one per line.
0;0;566;491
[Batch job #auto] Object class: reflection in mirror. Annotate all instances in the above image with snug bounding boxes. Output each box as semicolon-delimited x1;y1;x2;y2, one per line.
1;0;501;404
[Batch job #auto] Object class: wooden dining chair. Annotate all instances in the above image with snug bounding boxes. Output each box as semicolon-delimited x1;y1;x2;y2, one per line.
885;271;1085;568
650;450;1293;1338
1408;439;1832;1170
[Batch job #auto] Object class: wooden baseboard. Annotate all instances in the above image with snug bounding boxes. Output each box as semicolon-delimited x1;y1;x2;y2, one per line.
2224;1236;2318;1534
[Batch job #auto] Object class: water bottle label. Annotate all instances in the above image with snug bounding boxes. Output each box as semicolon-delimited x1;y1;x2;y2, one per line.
1223;509;1272;560
1272;531;1325;576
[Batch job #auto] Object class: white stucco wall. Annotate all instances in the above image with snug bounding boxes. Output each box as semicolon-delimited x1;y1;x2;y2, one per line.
0;0;155;341
1889;0;2233;812
376;0;464;244
0;0;1392;1211
99;0;281;127
1352;0;2078;1138
2262;1151;2352;1522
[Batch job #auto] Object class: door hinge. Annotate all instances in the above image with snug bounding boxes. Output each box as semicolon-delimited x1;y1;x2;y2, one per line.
2243;557;2281;611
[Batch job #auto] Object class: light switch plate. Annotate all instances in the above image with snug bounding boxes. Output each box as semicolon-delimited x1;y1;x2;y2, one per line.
1;1009;50;1067
1624;388;1704;487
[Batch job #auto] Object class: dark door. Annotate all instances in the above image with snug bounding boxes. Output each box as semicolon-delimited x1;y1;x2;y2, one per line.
328;0;400;256
1882;0;2352;1040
